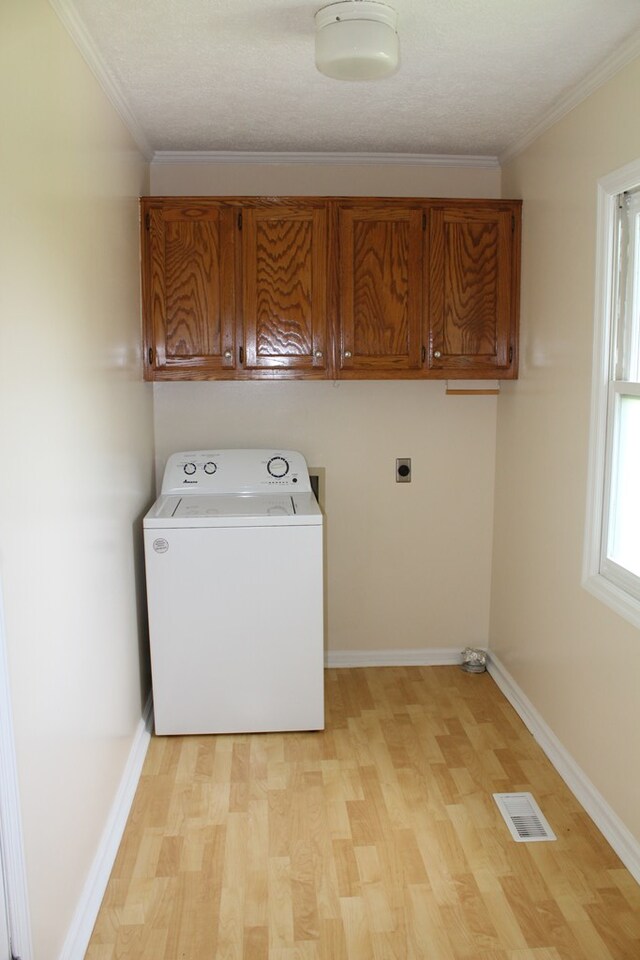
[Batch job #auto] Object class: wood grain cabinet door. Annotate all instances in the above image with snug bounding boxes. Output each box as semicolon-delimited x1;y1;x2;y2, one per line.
142;201;236;379
427;204;520;377
338;204;424;375
241;204;329;375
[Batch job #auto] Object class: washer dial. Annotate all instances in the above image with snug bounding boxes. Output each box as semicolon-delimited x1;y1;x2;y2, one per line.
203;461;217;475
183;462;196;476
267;456;290;479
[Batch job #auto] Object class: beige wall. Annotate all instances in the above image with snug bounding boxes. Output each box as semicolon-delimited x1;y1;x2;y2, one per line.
151;160;502;656
150;159;501;198
0;2;154;956
154;381;498;654
492;58;640;840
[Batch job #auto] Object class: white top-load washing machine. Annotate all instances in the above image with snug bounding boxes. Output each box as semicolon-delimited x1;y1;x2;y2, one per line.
143;449;324;735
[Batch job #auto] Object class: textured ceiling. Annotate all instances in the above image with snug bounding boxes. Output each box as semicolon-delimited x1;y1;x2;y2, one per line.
62;0;640;157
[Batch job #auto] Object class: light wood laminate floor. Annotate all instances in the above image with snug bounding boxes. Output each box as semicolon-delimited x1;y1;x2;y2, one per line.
86;667;640;959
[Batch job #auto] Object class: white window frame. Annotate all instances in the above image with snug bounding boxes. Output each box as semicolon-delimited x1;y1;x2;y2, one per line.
583;158;640;628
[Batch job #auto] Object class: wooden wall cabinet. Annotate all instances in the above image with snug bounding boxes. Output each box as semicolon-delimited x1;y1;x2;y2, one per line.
142;198;330;380
337;203;424;376
427;204;519;376
141;196;521;381
143;201;236;378
241;203;329;376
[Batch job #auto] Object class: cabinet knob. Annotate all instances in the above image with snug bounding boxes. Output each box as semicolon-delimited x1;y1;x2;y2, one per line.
344;351;352;359
315;350;323;359
433;350;442;359
224;350;232;360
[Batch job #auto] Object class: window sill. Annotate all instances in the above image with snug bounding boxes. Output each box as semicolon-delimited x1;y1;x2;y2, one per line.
582;572;640;631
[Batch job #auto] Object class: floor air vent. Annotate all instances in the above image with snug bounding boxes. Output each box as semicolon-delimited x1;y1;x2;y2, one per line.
493;792;556;842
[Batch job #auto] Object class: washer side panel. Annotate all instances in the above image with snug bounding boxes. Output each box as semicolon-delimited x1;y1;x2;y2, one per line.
143;524;324;734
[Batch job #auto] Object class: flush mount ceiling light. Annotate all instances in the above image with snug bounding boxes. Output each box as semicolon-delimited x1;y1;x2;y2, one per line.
314;0;399;81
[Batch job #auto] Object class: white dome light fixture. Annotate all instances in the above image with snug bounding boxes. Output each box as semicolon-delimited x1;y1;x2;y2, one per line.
314;0;399;81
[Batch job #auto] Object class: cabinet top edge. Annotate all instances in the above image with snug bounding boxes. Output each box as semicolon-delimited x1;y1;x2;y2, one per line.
140;195;523;208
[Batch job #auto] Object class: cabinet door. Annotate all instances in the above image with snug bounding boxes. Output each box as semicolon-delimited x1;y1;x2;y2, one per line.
143;201;236;379
241;204;328;374
427;205;518;376
338;205;424;375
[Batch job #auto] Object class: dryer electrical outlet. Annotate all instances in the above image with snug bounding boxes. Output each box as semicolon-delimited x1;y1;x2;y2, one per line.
396;458;411;482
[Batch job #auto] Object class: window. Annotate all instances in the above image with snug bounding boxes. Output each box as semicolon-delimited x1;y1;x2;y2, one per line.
584;162;640;626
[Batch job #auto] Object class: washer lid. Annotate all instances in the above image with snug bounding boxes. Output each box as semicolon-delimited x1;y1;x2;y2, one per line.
172;495;295;518
144;491;322;528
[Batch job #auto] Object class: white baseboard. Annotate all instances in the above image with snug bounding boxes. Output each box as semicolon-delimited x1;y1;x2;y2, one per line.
0;584;33;960
58;694;153;960
326;647;463;667
487;652;640;885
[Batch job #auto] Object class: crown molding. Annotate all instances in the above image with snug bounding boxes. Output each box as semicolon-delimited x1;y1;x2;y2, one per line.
151;150;500;168
48;0;153;159
501;27;640;165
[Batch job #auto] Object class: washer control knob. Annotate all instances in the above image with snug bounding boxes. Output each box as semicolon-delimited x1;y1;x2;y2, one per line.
267;456;290;478
203;461;217;475
183;462;196;476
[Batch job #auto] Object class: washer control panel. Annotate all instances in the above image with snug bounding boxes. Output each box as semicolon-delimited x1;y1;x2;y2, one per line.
161;449;312;495
267;456;289;478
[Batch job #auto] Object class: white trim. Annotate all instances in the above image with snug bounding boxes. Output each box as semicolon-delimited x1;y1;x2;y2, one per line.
599;383;640;602
58;695;153;960
487;652;640;884
48;0;153;159
582;177;619;596
151;150;500;168
0;847;9;960
325;647;464;667
501;27;640;165
584;570;640;630
582;157;640;631
594;156;640;199
0;580;33;960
